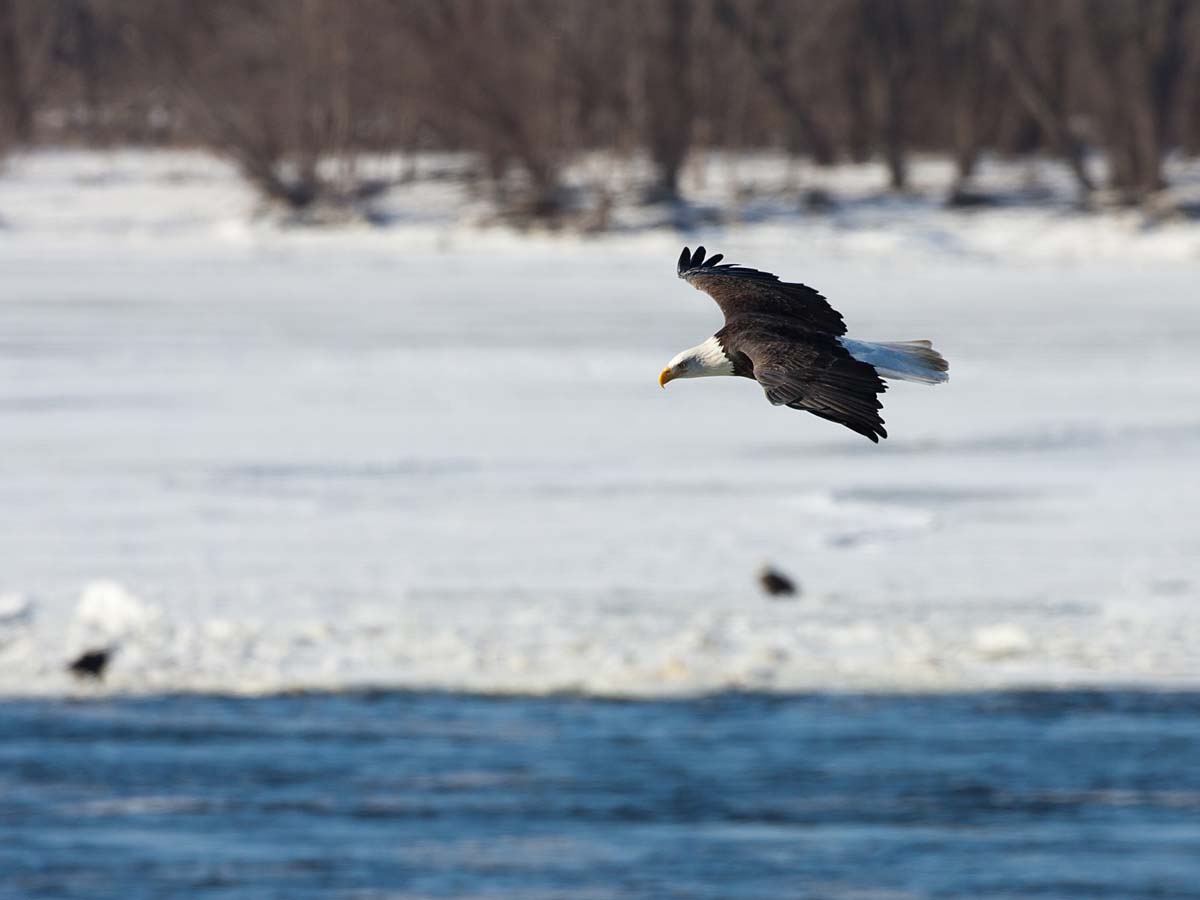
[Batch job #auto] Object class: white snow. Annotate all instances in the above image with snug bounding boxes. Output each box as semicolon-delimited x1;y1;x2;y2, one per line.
69;580;163;646
0;149;1198;697
0;593;32;624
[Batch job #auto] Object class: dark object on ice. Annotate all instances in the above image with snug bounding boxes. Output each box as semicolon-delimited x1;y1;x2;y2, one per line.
945;187;999;208
804;188;834;212
68;648;112;680
758;566;798;598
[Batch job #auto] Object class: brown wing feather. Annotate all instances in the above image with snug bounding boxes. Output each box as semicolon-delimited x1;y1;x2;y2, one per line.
744;338;888;443
677;246;847;335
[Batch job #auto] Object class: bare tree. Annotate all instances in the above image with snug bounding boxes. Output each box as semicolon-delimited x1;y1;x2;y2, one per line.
0;0;61;145
129;0;392;216
1076;0;1195;201
849;0;917;191
713;0;835;166
638;0;696;203
978;1;1095;199
401;0;576;222
936;3;998;201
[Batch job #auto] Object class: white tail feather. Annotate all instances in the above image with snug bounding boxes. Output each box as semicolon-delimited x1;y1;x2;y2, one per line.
839;338;949;384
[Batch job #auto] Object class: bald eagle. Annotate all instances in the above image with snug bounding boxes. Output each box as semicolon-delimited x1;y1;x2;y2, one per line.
659;247;948;442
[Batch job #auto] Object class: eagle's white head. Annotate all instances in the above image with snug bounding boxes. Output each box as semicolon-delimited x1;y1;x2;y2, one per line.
659;336;735;388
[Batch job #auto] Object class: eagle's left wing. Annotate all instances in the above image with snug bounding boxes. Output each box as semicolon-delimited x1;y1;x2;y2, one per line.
746;339;888;442
677;246;847;335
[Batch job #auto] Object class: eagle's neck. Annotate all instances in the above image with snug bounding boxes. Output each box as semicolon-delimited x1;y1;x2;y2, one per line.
684;336;736;377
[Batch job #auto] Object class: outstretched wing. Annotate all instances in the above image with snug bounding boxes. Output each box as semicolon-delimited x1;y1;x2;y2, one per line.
744;337;888;442
677;246;847;335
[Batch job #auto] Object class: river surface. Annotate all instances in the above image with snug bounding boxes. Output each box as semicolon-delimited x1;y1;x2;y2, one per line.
4;690;1199;899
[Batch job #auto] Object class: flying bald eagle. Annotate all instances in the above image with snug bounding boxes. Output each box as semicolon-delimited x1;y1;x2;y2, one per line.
659;247;948;442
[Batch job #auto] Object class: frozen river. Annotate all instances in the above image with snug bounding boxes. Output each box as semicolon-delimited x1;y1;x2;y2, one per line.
1;229;1198;696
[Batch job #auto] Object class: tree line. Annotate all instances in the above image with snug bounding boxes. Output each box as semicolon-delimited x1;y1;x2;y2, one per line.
1;0;1198;222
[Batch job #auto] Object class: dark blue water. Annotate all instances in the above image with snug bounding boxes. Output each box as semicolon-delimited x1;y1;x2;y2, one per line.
3;691;1199;899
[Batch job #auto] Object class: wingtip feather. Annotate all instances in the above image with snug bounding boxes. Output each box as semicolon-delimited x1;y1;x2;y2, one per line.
679;246;733;277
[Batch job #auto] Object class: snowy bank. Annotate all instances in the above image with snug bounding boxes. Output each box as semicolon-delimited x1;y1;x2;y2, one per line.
1;148;1199;263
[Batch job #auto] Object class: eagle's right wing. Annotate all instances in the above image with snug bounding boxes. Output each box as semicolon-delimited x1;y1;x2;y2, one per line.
677;246;847;335
747;339;888;443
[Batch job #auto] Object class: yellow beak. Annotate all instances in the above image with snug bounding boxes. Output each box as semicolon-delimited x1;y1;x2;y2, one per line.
659;368;674;388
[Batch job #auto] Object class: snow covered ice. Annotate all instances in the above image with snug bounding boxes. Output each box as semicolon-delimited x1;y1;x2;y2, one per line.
0;150;1198;696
